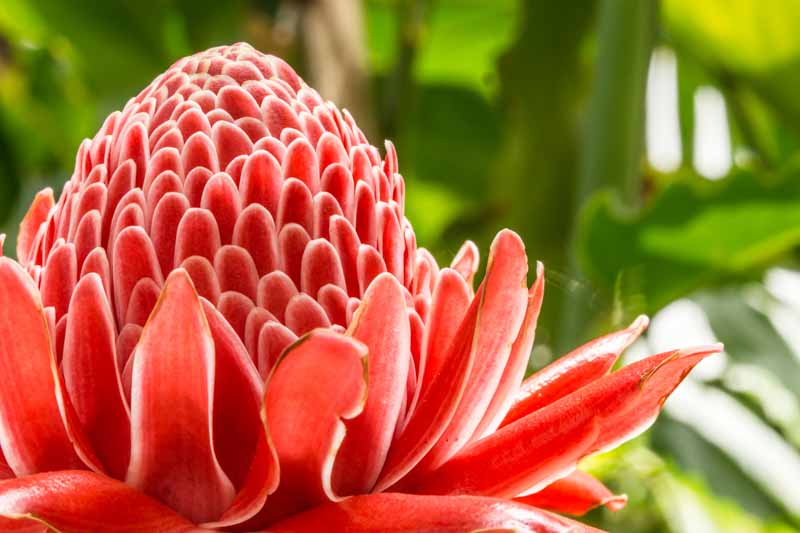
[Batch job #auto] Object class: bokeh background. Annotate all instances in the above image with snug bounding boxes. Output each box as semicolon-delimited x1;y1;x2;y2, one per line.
1;0;800;531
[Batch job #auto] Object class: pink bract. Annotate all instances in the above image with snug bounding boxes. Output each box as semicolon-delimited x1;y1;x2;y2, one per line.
0;43;720;532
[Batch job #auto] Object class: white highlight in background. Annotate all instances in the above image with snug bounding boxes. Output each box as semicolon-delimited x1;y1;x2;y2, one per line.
646;47;682;173
764;268;800;363
693;86;732;180
765;267;800;309
666;380;800;516
648;298;727;381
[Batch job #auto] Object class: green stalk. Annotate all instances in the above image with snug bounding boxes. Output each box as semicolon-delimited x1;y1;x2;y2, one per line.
558;0;657;352
382;0;429;141
579;0;657;207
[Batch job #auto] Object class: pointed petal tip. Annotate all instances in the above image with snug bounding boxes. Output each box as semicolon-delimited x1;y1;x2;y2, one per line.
169;267;208;301
494;228;525;250
75;271;104;291
516;471;627;516
602;493;628;512
137;268;200;332
454;240;478;259
679;342;724;356
346;271;404;333
17;188;55;264
164;266;193;285
630;314;649;332
637;344;723;410
450;241;480;285
647;343;723;377
530;262;545;297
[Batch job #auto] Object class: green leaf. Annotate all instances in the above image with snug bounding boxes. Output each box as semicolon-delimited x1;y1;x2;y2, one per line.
413;0;520;96
365;0;521;96
653;417;788;522
653;461;800;533
404;177;470;250
11;0;250;97
364;0;399;76
405;84;501;199
662;0;800;75
696;287;800;396
578;168;800;315
663;0;800;145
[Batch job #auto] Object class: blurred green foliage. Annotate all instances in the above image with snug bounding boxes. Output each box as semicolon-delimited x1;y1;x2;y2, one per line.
1;0;800;531
580;168;800;314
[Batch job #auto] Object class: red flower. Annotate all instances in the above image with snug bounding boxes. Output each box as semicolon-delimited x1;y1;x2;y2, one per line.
0;43;719;532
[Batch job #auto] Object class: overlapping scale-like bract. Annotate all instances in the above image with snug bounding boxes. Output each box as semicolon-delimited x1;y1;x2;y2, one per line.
0;43;719;532
17;43;417;376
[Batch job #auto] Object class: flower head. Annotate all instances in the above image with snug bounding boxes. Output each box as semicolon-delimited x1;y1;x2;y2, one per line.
0;43;720;532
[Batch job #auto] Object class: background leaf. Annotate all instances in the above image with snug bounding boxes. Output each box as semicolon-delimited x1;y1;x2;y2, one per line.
578;168;800;316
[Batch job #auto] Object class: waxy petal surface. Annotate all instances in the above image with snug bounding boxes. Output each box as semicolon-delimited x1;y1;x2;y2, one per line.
411;345;721;498
201;302;279;528
502;315;649;427
375;286;482;492
262;330;367;522
415;268;471;407
127;270;234;523
17;189;53;266
0;258;81;475
516;470;627;516
333;274;411;495
267;493;604;533
472;262;545;440
62;274;131;479
0;471;200;532
408;230;529;477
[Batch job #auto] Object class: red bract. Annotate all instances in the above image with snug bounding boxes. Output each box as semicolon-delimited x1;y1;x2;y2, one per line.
0;43;720;532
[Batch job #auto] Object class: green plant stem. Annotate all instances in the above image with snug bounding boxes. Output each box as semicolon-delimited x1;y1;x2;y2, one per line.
382;0;428;141
558;0;657;352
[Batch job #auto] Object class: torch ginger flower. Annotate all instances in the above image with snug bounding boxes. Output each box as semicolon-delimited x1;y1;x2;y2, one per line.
0;43;719;532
